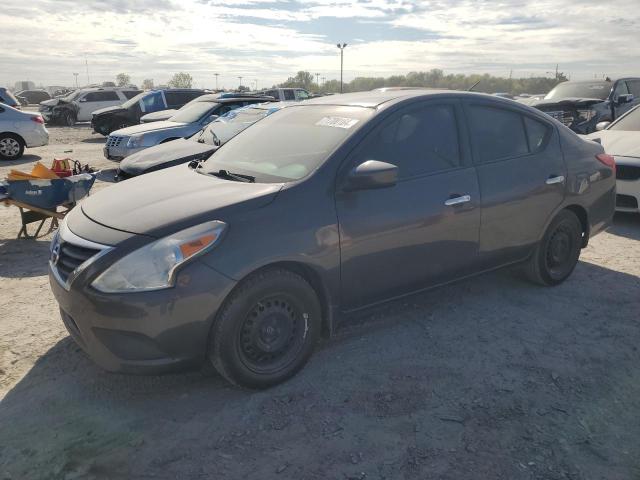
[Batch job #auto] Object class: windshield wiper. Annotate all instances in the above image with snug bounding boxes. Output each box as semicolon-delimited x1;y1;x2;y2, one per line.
209;169;255;183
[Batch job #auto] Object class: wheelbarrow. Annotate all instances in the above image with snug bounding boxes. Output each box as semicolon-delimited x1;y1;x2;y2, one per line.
1;173;97;239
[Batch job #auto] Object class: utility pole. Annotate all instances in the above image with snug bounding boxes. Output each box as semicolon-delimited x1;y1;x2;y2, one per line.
73;73;79;88
85;57;90;85
214;73;219;90
315;72;320;88
336;43;347;93
238;76;243;89
322;76;326;86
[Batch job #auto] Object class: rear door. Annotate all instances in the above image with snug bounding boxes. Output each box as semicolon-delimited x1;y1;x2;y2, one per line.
463;102;566;267
336;100;481;310
77;91;121;121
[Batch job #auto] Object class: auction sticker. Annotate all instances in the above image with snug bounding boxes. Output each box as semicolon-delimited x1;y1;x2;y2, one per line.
316;116;359;129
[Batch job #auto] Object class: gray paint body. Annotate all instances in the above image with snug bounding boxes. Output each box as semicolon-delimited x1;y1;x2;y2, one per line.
49;90;615;374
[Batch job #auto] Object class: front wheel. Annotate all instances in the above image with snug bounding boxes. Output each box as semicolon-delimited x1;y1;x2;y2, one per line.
523;210;582;286
62;111;76;127
209;269;322;389
0;134;25;160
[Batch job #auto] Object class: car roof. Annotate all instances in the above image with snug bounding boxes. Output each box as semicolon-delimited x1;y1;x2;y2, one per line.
302;89;464;108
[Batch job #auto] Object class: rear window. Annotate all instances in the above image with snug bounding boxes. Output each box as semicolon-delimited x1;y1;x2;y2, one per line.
0;89;19;105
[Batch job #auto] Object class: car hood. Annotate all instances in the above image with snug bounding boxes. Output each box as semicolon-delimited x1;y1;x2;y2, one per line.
140;109;177;123
92;105;125;117
113;120;186;136
534;97;604;108
586;130;640;159
40;98;62;107
119;138;216;174
80;165;282;236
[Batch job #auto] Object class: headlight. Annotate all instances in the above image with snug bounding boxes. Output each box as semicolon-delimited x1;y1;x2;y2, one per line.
91;221;226;293
577;109;597;122
127;134;145;148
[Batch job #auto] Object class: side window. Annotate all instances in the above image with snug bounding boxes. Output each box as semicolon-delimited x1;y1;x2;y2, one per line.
84;91;119;102
141;92;164;112
165;92;195;107
265;90;278;99
524;117;550;152
123;90;140;100
295;90;310;100
356;104;461;179
614;81;630;99
283;90;296;101
626;80;640;97
468;106;529;163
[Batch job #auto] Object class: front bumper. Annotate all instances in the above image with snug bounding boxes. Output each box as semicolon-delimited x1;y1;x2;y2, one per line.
616;179;640;213
103;144;145;161
49;259;236;374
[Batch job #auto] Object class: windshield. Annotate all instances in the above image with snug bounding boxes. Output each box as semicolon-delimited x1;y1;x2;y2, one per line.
170;102;218;123
192;106;275;146
609;106;640;131
122;91;147;108
61;90;82;102
201;105;373;182
545;82;611;101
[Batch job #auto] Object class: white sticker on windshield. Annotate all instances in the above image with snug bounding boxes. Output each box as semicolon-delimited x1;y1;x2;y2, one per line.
316;116;359;129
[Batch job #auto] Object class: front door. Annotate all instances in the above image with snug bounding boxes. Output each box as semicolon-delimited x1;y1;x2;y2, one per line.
335;100;481;310
463;102;567;267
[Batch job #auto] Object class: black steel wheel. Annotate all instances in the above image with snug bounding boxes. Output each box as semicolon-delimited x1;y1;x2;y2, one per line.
209;269;321;389
524;209;582;286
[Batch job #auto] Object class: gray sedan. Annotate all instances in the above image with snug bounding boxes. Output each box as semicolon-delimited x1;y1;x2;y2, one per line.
103;96;274;160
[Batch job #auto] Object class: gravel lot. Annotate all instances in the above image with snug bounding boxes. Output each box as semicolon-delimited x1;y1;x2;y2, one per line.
1;124;639;480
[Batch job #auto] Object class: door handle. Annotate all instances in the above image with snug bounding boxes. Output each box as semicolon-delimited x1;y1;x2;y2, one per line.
444;194;471;206
546;175;565;185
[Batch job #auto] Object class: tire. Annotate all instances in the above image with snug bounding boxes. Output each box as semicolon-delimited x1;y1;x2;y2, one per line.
209;269;322;389
523;210;582;286
62;111;76;127
0;134;25;160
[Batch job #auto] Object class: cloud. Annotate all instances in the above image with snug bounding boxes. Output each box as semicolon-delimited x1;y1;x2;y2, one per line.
0;0;638;89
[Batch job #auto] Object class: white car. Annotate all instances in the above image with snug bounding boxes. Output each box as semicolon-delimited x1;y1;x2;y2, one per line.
0;104;48;160
587;105;640;213
38;87;140;126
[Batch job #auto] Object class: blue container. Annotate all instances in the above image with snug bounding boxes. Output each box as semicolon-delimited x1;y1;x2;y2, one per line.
5;174;96;209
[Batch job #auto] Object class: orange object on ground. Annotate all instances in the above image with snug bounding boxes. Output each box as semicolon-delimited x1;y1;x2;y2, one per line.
6;162;60;181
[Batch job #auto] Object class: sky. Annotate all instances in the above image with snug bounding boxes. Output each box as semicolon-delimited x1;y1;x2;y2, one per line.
1;0;639;89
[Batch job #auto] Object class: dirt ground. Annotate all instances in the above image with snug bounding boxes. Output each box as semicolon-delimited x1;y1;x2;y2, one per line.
1;124;639;480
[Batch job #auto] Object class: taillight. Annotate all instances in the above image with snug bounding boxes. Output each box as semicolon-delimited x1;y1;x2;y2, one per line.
31;116;45;124
596;153;615;172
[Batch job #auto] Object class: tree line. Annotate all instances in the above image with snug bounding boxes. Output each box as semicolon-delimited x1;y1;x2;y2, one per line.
279;69;568;95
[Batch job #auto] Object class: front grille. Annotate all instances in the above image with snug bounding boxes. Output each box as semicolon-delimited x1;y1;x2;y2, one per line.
616;165;640;181
106;135;125;148
616;194;638;209
54;241;101;283
542;110;575;127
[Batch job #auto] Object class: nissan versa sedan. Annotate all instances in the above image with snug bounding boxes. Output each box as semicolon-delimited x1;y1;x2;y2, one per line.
49;90;615;389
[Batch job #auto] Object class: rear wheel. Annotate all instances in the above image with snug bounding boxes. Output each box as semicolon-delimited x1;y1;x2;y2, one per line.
209;269;321;389
524;210;582;286
0;134;25;160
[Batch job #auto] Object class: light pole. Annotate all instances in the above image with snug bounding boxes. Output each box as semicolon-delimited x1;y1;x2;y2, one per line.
214;73;219;90
73;73;79;88
336;43;347;93
238;76;243;90
315;72;320;89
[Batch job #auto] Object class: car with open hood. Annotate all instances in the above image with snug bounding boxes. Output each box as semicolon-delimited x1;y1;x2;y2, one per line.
533;78;640;134
90;89;209;136
103;95;275;160
117;102;289;179
587;104;640;213
49;89;615;389
39;87;141;126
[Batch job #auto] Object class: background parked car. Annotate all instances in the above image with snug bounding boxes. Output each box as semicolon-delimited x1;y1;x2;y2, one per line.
91;89;210;136
49;90;615;389
104;95;275;160
0;104;48;160
38;87;141;126
117;102;289;178
139;93;271;123
257;87;310;101
15;89;51;106
587;104;640;214
0;88;20;109
533;78;640;134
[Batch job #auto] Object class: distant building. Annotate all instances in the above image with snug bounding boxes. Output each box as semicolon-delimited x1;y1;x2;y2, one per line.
14;81;35;91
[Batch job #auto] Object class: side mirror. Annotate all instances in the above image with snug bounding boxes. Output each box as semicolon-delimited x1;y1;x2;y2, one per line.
344;160;398;191
617;94;634;104
596;121;611;131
